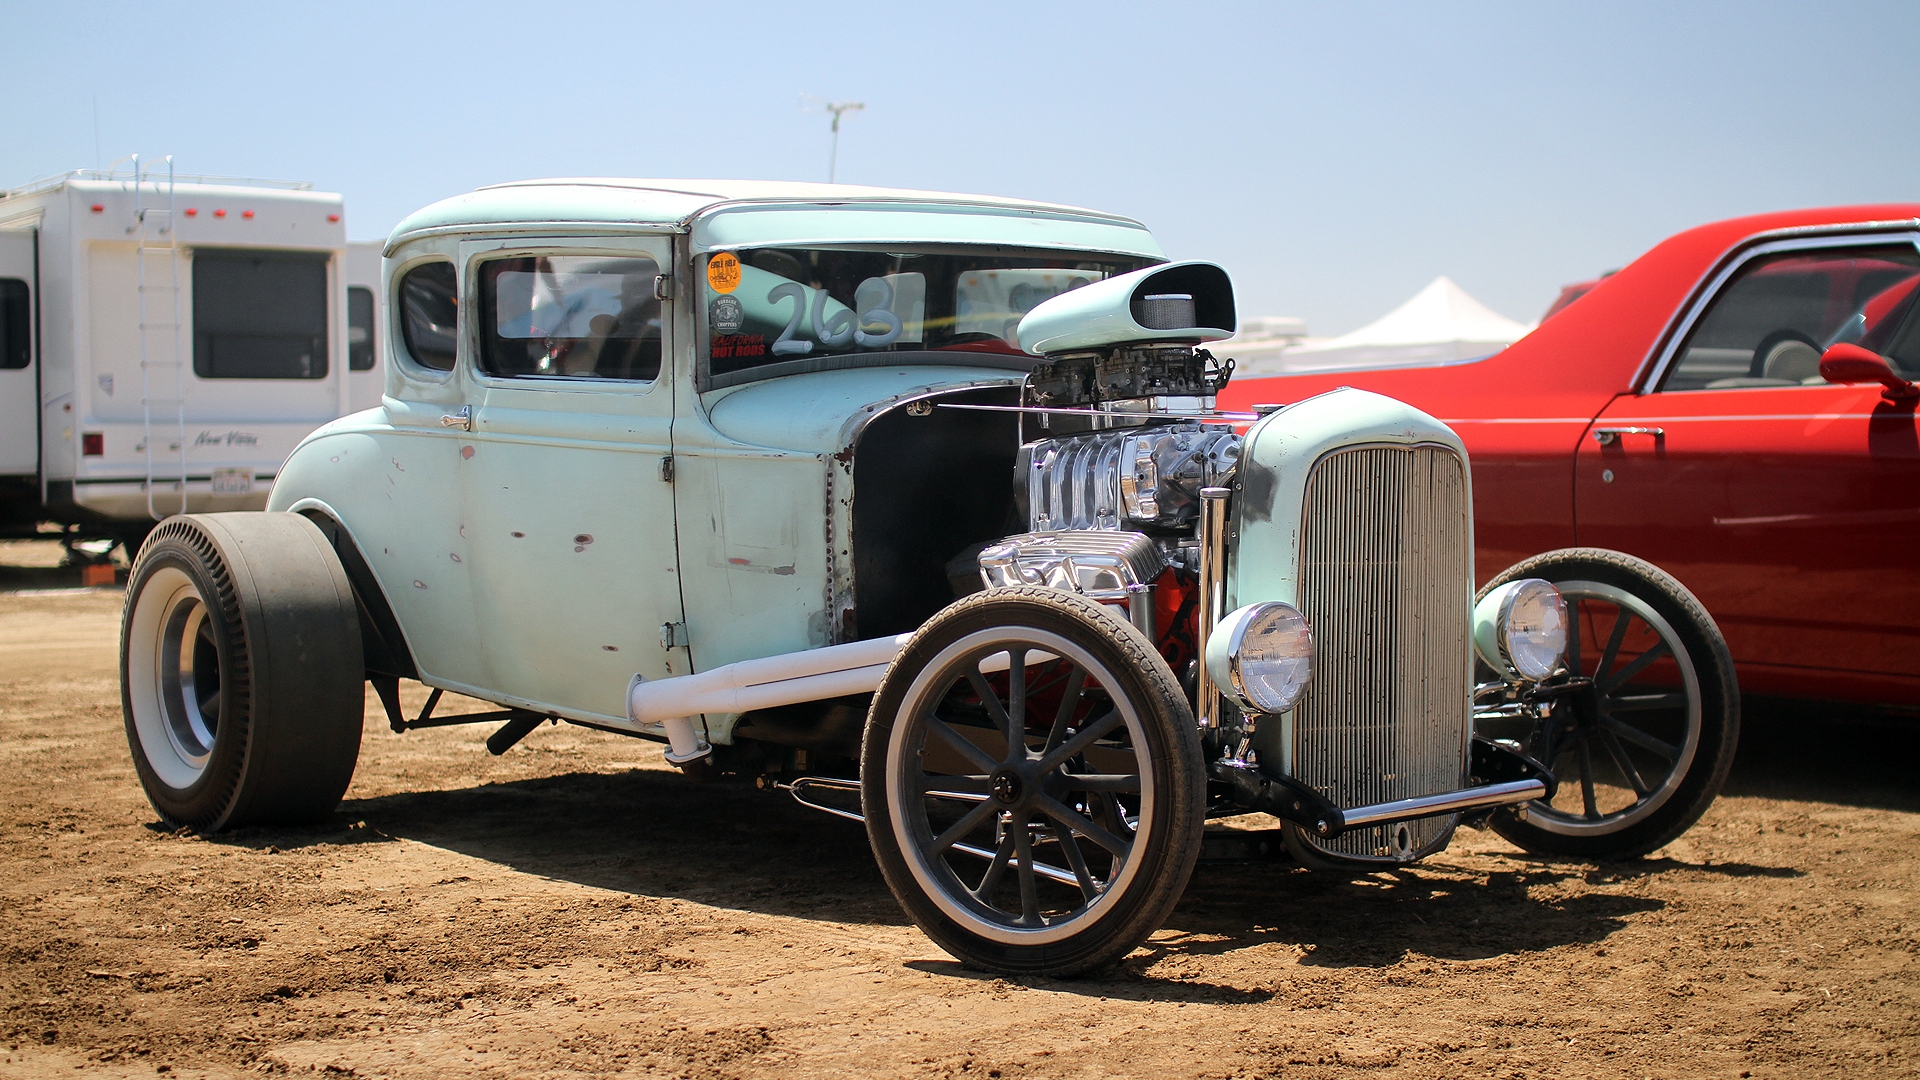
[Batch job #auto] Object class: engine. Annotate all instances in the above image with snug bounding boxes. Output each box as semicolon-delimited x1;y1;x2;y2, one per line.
972;260;1246;646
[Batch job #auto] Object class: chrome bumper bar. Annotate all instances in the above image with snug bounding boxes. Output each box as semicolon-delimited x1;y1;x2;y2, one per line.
1338;778;1546;830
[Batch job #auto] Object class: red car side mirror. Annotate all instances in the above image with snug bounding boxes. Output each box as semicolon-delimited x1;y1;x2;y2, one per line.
1820;342;1920;400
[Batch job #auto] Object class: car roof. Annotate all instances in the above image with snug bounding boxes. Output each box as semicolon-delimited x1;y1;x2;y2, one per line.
386;178;1149;251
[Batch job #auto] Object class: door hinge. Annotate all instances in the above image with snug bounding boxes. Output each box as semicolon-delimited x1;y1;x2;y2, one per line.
654;274;674;301
659;455;675;483
660;621;689;650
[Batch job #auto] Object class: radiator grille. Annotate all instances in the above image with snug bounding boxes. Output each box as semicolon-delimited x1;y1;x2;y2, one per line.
1291;444;1471;862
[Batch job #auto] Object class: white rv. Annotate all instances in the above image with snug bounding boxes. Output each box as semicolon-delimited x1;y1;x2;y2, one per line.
0;163;384;554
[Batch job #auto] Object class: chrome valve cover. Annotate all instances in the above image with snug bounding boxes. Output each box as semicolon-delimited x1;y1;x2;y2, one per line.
977;530;1166;600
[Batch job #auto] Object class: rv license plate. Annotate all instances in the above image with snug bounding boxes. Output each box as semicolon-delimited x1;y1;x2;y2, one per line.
210;468;255;496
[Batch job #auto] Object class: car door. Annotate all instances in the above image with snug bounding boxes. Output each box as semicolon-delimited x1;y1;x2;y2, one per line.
1575;235;1920;682
456;238;683;723
0;230;36;479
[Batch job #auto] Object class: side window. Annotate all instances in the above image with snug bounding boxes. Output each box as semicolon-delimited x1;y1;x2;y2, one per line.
0;279;27;369
478;255;661;382
347;285;376;371
191;249;330;379
1664;245;1920;390
398;261;458;372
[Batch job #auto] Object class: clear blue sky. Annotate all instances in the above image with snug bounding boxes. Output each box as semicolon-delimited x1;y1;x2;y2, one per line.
4;1;1915;335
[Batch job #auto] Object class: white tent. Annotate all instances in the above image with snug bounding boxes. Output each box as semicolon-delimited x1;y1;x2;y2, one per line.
1230;277;1533;376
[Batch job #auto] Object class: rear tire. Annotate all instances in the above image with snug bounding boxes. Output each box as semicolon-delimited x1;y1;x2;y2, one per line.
1479;548;1738;859
121;513;365;830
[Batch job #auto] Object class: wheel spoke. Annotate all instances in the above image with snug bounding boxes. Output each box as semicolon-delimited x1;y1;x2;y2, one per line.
1044;667;1088;755
1601;716;1679;762
1566;597;1582;675
1057;773;1141;794
964;670;1016;750
1036;710;1123;773
1577;735;1600;820
1006;647;1029;747
1036;794;1131;857
1597;727;1651;797
1596;608;1632;682
925;716;1000;774
1054;828;1101;904
929;799;997;854
1599;640;1672;694
970;833;1015;901
919;774;992;801
1014;819;1040;925
1607;691;1688;712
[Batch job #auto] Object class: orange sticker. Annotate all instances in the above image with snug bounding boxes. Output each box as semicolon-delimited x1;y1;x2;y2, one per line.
707;252;741;294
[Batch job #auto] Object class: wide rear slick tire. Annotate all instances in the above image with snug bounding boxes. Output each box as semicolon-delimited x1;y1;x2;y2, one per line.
1479;547;1739;860
121;512;365;831
862;587;1205;977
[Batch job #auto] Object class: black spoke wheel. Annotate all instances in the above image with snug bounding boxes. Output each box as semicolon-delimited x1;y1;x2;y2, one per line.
1479;548;1739;859
862;587;1204;977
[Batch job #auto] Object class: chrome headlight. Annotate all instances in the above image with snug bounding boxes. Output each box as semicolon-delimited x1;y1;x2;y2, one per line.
1205;602;1314;715
1473;578;1568;681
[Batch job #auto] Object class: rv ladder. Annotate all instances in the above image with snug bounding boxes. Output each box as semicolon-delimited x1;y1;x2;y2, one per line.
133;155;188;521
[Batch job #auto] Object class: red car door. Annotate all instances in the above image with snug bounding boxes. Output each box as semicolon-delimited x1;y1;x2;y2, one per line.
1574;239;1920;698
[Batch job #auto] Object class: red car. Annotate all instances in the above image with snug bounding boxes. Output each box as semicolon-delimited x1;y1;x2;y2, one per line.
1222;204;1920;708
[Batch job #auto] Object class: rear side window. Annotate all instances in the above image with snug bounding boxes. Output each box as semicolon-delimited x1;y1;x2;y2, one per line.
192;249;330;379
0;278;27;369
478;255;662;382
1665;245;1920;390
398;261;458;371
347;285;376;371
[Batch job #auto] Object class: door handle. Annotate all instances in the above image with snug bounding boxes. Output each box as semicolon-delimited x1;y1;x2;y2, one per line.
440;405;472;431
1592;426;1663;446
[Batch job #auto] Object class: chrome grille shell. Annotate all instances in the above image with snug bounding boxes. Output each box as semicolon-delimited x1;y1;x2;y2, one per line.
1290;443;1472;862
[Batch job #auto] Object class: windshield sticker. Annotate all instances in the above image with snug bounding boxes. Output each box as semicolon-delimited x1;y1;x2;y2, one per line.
711;334;766;360
707;252;742;295
709;294;745;334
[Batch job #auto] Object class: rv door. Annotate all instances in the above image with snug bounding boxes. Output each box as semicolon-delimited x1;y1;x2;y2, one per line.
0;230;35;480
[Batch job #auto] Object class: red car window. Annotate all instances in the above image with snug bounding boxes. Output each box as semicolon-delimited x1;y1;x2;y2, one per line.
1662;245;1920;390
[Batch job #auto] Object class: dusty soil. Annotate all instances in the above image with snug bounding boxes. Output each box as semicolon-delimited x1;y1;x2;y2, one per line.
2;580;1916;1079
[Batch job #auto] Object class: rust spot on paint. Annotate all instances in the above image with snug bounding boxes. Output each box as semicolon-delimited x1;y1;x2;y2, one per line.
511;531;525;538
392;458;404;471
413;580;427;589
461;445;474;459
730;557;750;566
601;645;618;652
574;534;593;545
832;445;856;467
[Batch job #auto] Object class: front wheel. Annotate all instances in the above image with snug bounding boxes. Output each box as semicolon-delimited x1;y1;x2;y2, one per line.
862;587;1205;977
122;513;366;830
1479;548;1739;859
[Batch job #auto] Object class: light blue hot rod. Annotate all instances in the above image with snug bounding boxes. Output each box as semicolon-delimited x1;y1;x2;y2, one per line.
117;180;1732;975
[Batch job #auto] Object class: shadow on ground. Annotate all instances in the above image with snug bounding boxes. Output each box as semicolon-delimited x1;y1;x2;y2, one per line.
190;694;1897;986
1724;697;1920;813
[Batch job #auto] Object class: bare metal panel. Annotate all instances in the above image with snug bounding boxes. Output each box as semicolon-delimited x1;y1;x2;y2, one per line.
1291;444;1471;862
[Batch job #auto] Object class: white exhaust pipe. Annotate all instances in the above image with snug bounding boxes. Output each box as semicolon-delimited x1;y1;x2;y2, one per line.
629;634;915;763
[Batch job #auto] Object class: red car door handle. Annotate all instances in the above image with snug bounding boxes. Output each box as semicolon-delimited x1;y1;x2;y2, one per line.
1592;426;1664;445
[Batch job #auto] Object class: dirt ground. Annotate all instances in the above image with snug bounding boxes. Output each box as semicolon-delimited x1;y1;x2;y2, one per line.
2;575;1916;1079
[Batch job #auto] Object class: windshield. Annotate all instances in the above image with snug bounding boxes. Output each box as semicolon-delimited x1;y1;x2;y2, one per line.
700;246;1156;388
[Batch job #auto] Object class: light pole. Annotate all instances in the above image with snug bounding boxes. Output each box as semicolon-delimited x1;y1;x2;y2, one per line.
825;101;864;184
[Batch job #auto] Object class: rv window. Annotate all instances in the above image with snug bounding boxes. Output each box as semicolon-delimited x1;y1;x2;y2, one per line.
478;255;661;382
398;261;458;372
0;279;26;370
348;286;376;371
192;250;330;379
